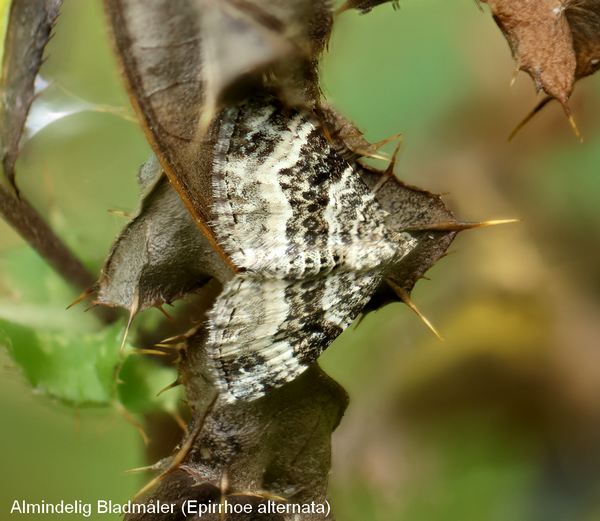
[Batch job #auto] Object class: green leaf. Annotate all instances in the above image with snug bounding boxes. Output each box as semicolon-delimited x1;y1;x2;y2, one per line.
0;247;99;331
0;320;122;406
0;246;181;413
117;355;181;414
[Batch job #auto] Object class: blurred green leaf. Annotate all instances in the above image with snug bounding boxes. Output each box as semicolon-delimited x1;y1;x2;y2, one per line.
0;247;182;414
0;247;99;331
0;320;122;406
118;355;181;414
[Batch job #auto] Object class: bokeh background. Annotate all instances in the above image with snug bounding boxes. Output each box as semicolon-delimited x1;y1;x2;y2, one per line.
2;0;600;519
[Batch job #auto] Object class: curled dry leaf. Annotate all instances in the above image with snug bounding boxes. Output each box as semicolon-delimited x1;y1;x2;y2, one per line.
103;0;332;270
95;156;231;314
0;0;62;191
484;0;576;105
483;0;600;128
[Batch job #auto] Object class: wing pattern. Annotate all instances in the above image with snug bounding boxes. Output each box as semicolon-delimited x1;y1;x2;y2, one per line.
207;98;415;401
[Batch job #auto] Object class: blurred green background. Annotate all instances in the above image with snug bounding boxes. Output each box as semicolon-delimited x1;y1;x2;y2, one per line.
2;0;600;519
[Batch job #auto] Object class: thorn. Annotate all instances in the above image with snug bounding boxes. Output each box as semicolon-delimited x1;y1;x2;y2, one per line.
562;104;583;142
169;410;188;434
125;463;162;474
386;280;443;341
66;287;94;310
120;294;139;355
157;378;181;397
153;342;183;350
159;332;191;345
107;208;131;218
132;348;169;357
509;96;553;141
372;138;403;193
114;401;150;446
157;305;174;321
132;393;217;500
360;131;403;161
509;66;519;88
404;218;520;232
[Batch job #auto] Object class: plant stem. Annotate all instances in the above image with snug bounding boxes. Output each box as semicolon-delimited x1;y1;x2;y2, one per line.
0;185;117;322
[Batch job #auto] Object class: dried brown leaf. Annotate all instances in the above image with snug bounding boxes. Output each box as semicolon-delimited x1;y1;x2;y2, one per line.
95;156;231;313
484;0;600;111
484;0;576;105
103;0;332;271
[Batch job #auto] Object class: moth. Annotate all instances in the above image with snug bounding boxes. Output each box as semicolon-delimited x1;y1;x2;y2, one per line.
205;97;418;402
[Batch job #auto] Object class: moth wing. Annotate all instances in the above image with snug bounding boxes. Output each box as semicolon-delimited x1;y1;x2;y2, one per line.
211;101;398;277
206;270;382;402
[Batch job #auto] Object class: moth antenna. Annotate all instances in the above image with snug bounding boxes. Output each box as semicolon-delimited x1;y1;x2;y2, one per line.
133;393;217;500
66;287;94;310
157;378;182;397
405;218;519;232
386;280;443;341
120;294;139;355
509;96;553;141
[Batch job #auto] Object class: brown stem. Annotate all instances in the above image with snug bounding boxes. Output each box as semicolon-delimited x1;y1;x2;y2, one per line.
0;185;117;322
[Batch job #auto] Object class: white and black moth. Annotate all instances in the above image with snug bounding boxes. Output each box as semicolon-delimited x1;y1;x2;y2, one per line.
205;98;417;402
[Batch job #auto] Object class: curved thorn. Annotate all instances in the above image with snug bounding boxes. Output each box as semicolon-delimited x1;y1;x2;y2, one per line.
133;393;217;500
120;294;139;355
509;96;553;141
66;287;94;310
562;104;583;142
114;401;150;446
157;305;174;321
386;280;443;341
157;378;181;397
